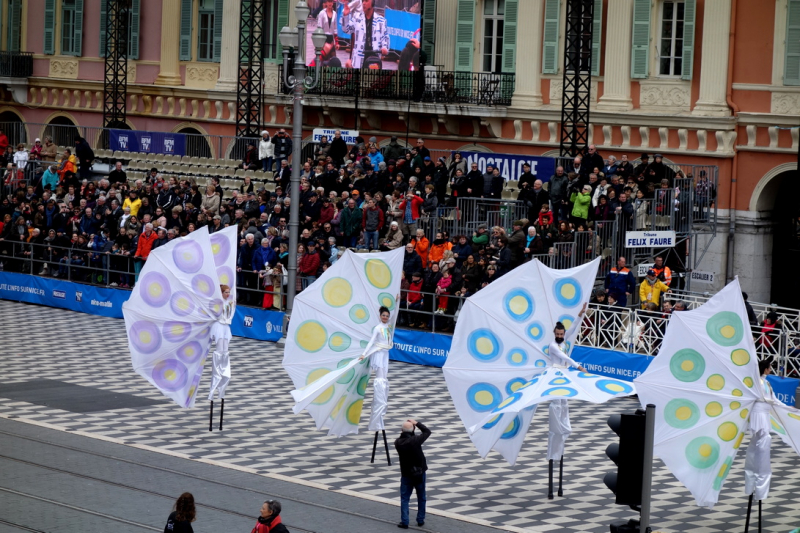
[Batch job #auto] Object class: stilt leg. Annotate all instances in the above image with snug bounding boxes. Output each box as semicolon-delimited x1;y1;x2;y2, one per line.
744;494;753;533
548;459;554;500
758;500;761;533
209;400;214;432
557;455;564;497
382;429;392;466
370;431;379;463
219;398;224;431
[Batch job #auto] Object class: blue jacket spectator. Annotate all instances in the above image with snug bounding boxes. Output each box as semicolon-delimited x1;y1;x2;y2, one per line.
604;257;636;306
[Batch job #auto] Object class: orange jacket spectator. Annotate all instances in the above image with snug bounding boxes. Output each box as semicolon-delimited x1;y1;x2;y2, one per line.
412;236;429;265
135;228;158;259
428;237;452;266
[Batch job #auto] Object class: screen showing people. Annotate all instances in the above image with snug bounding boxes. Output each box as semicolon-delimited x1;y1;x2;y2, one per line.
306;0;421;71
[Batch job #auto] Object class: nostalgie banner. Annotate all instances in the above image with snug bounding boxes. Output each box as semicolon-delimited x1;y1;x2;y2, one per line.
456;151;558;183
109;129;187;156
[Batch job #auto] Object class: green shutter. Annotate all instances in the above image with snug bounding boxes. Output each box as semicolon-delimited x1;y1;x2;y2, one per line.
501;0;518;73
99;0;107;57
591;0;602;76
129;0;141;59
542;0;560;74
421;0;436;63
44;0;56;55
630;0;650;79
786;0;800;85
680;0;696;80
7;0;21;52
213;0;223;61
72;0;84;56
276;0;290;59
180;0;193;61
454;0;475;72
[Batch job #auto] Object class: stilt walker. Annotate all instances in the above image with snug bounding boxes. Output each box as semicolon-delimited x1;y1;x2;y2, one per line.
208;285;235;430
636;278;800;515
445;258;635;480
123;226;240;412
283;248;404;444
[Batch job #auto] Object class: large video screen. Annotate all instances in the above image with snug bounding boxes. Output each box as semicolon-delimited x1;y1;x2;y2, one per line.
305;0;421;71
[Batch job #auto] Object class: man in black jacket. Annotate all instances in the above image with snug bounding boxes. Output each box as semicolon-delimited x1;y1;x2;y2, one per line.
395;419;430;529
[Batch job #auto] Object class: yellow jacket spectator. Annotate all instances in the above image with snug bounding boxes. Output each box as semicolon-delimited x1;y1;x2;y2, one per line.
639;269;670;309
123;191;142;217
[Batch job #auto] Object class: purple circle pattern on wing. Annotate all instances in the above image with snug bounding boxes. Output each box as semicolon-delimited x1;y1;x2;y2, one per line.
170;291;196;316
210;234;231;266
130;321;162;354
192;274;216;297
163;321;192;343
209;298;224;318
216;266;234;288
184;364;205;407
172;240;204;273
177;341;204;364
152;359;189;392
140;271;171;307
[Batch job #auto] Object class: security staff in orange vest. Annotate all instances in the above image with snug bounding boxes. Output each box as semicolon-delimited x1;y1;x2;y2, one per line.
651;255;672;286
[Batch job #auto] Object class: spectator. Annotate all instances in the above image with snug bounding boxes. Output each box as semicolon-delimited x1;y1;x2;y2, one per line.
41;136;58;161
428;231;451;267
394;418;430;529
651;255;672;286
251;500;289;533
201;184;220;217
639;269;670;309
340;198;362;248
298;240;320;289
403;242;422;280
133;223;157;281
41;165;59;191
108;161;128;187
361;198;384;250
164;492;195;533
549;166;569;221
743;292;758;325
381;221;404;251
241;143;259;170
570;184;592;227
258;130;275;172
524;226;544;258
507;220;526;267
74;137;95;180
272;129;293;168
758;312;781;352
604;256;635;307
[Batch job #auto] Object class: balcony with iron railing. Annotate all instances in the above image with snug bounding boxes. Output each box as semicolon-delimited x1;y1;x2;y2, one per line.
277;65;515;107
0;51;33;78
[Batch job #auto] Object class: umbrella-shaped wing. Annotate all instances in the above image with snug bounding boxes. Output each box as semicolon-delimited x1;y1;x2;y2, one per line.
444;258;600;465
123;226;234;408
283;248;404;437
634;278;762;508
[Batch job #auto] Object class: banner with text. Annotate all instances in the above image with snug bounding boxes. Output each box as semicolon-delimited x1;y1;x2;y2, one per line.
625;231;677;248
390;328;450;367
231;307;285;342
109;129;187;157
312;128;359;145
456;152;557;183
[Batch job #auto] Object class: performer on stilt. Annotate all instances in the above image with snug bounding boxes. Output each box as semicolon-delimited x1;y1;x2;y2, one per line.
545;303;587;497
745;358;776;502
360;305;393;432
208;284;235;429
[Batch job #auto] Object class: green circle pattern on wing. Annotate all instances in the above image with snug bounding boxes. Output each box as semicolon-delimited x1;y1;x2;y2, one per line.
378;292;396;311
664;398;701;429
357;374;369;396
706;311;744;347
336;358;356;384
328;332;352;352
685;436;720;469
349;304;370;324
669;348;706;382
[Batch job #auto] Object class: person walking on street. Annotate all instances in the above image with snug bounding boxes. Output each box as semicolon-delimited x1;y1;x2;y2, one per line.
395;419;431;529
251;500;289;533
164;492;195;533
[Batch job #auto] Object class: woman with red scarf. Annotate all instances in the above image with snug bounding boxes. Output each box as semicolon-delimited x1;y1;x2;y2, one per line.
251;500;289;533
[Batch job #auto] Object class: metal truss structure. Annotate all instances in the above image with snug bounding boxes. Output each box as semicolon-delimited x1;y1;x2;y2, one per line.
103;0;129;130
559;0;594;157
236;0;266;138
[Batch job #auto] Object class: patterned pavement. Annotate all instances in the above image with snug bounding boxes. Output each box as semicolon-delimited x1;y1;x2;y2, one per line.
1;300;800;533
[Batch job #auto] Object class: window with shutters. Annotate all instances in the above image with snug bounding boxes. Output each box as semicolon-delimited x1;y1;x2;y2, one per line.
785;0;800;86
99;0;141;59
482;0;505;73
658;0;684;76
198;0;216;61
62;0;79;55
6;0;21;52
264;0;286;63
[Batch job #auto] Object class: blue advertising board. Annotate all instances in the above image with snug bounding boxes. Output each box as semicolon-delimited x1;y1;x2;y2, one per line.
109;129;187;157
390;328;450;367
457;151;557;183
231;307;285;342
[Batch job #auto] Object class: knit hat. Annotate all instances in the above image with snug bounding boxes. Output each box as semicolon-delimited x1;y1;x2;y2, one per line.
438;157;447;165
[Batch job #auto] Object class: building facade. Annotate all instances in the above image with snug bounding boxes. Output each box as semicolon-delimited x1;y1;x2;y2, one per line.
0;0;798;304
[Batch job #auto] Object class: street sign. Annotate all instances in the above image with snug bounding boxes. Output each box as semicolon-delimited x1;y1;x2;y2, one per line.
625;231;677;248
689;271;715;284
312;128;359;144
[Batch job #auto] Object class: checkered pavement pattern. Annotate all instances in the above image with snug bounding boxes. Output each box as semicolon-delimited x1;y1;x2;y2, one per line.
1;300;799;533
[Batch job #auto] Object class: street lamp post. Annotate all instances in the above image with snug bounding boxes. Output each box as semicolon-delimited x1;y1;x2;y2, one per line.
280;2;326;326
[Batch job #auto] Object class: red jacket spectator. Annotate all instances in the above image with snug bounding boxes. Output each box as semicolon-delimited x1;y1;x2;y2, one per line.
398;194;424;222
407;278;424;304
298;249;320;277
0;132;8;153
318;202;335;226
135;229;158;259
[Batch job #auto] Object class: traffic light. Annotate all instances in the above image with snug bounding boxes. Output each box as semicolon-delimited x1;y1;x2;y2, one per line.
604;410;646;509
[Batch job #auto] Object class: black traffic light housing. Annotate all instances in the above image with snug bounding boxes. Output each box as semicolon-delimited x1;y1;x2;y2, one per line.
604;409;646;510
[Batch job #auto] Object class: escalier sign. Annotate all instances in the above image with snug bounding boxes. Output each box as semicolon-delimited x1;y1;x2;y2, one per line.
625;231;677;248
689;271;715;284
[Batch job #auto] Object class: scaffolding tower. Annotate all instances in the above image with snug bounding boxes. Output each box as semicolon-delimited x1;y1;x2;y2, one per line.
103;0;129;130
236;0;266;138
559;0;594;157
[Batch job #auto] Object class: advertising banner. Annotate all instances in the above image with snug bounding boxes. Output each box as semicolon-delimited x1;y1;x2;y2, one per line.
230;307;285;342
390;328;450;367
456;151;557;183
109;129;187;156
